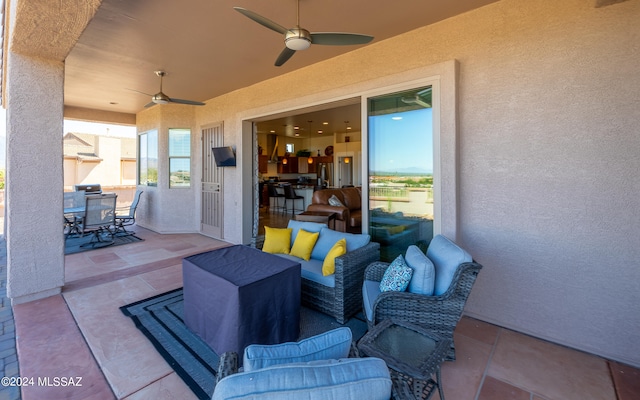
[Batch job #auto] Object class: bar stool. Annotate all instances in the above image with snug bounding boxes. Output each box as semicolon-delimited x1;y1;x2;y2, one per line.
283;184;304;215
267;184;286;214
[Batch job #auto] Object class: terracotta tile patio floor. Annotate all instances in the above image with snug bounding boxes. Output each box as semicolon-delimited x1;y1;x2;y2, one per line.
4;226;639;399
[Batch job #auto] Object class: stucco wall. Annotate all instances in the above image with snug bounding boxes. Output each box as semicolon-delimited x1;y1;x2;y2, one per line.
140;0;640;366
137;104;198;233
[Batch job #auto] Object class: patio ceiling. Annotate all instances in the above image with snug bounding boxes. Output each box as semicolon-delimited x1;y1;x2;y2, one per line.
63;0;498;120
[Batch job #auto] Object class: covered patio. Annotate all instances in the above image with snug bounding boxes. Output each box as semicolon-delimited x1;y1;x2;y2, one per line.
0;229;636;399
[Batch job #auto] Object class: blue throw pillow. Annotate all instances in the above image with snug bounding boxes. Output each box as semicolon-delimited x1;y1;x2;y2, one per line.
287;220;327;247
311;227;370;260
243;327;352;372
379;255;413;292
405;245;435;295
427;235;472;295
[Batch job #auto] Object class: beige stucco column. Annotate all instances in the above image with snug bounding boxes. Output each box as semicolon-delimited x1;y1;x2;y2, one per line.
4;0;101;304
5;54;66;304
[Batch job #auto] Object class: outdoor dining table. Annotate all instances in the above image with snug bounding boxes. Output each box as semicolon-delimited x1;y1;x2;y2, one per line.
64;206;85;215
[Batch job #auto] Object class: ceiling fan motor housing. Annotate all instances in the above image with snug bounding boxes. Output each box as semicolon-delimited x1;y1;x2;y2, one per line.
152;93;170;104
285;28;312;50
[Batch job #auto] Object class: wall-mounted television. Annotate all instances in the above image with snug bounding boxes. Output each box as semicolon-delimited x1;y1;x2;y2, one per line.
212;146;236;167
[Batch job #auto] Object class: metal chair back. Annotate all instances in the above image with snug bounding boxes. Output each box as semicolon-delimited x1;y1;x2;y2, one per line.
84;194;117;230
120;190;144;219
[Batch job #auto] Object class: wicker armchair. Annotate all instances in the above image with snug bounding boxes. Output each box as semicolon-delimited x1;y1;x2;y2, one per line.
215;342;432;400
215;341;361;384
303;241;380;324
364;260;482;360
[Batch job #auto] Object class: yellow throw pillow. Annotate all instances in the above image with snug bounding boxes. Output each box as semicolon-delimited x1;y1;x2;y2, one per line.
289;229;320;261
262;227;292;254
322;238;347;276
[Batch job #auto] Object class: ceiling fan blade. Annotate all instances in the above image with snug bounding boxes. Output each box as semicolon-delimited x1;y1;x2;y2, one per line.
275;47;296;67
144;101;156;108
310;32;374;46
127;88;154;96
168;98;206;106
233;7;288;35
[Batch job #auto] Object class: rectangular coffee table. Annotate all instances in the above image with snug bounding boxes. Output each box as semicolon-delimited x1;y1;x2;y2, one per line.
295;211;337;229
183;245;301;356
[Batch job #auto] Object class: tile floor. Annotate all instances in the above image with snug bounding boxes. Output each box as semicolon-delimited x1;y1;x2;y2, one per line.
9;226;640;400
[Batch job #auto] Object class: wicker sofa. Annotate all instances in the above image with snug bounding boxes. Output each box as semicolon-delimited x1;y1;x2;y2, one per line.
262;220;380;324
362;235;482;360
306;187;362;232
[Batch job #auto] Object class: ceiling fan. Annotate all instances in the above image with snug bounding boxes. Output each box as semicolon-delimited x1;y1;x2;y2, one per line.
233;0;374;67
133;71;205;108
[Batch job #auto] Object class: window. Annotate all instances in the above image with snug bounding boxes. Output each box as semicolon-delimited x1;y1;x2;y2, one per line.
169;128;191;188
138;130;158;186
285;143;294;153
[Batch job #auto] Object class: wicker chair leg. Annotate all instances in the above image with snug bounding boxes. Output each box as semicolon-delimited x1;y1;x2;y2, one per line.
445;342;456;361
216;352;238;384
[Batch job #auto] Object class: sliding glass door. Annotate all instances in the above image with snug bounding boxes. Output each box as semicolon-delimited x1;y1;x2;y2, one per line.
367;86;434;261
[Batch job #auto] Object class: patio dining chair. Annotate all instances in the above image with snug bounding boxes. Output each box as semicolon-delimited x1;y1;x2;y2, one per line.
114;190;143;237
79;193;117;247
63;190;86;239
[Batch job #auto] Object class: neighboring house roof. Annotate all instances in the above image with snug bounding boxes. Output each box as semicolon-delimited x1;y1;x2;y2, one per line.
63;132;136;161
74;152;102;162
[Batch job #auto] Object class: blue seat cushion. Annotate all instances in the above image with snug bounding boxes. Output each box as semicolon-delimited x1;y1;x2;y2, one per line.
362;280;382;322
405;245;435;295
427;235;472;295
276;254;335;287
287;220;327;248
243;327;352;372
213;357;392;400
311;228;370;260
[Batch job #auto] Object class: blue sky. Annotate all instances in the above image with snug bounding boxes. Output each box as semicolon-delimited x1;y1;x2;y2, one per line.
368;108;433;173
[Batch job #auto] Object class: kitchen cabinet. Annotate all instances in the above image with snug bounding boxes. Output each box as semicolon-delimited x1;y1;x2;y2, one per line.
277;156;298;173
306;156;333;174
258;155;269;173
298;157;310;174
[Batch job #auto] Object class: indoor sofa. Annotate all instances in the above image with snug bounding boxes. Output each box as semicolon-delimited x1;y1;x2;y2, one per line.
261;220;380;323
306;187;362;232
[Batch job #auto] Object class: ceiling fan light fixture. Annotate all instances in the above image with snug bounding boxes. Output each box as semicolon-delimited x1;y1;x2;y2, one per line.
152;93;170;104
285;29;312;50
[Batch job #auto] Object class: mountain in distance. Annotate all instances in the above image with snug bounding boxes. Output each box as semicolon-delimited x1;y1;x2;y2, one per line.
373;166;433;175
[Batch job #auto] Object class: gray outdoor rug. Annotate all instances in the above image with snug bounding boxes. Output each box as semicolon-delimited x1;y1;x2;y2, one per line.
120;288;368;400
65;232;143;255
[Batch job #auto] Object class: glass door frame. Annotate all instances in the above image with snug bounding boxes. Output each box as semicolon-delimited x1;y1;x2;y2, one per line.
241;60;459;245
359;77;443;237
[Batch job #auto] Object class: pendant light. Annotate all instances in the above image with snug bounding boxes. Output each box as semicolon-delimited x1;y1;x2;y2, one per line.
307;120;313;164
344;120;351;164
